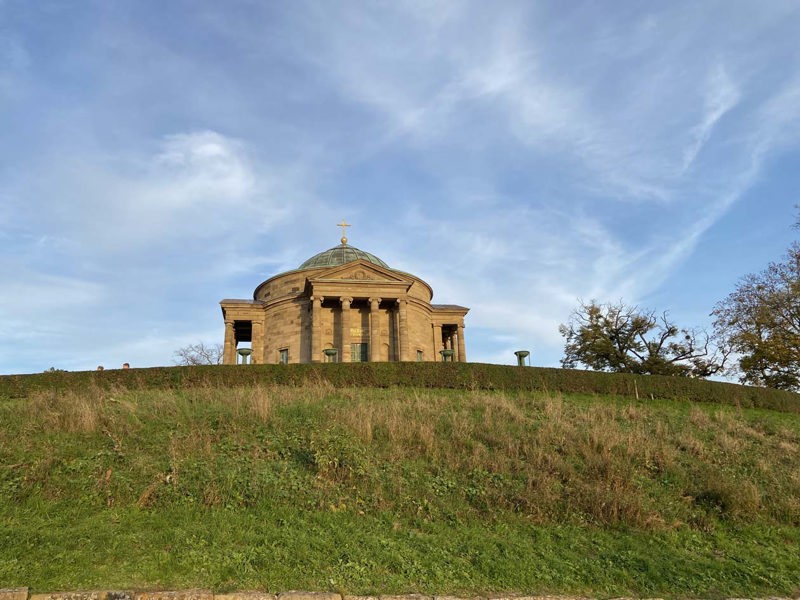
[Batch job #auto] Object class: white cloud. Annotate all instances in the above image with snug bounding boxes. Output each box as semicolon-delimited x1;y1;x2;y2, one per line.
11;130;296;259
681;65;740;173
2;1;800;373
151;131;256;205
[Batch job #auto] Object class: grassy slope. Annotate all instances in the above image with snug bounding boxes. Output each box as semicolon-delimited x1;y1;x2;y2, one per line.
1;380;800;597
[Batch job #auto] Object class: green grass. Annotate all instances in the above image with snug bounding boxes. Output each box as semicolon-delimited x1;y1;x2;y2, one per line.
3;362;799;414
1;380;800;596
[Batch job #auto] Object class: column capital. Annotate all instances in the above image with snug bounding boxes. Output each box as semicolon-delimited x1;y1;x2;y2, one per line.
340;296;353;305
369;297;382;306
310;295;324;304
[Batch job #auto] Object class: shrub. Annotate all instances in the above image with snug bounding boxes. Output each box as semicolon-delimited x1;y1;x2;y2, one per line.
1;362;798;414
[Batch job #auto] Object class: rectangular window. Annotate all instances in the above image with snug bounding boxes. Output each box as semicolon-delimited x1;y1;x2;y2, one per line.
279;348;289;365
416;350;424;362
351;343;368;362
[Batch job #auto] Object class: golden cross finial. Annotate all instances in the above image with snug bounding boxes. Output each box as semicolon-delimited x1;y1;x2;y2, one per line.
338;219;351;244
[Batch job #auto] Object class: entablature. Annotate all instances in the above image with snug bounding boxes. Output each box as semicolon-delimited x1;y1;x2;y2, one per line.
308;280;410;301
220;299;267;321
429;304;469;327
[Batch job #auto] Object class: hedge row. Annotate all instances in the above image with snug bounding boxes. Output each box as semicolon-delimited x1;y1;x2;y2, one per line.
2;362;799;413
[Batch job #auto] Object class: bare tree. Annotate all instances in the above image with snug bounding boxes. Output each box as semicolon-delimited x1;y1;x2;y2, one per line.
174;342;224;366
560;300;727;377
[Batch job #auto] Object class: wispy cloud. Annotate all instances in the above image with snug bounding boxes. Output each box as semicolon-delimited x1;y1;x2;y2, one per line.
681;65;740;173
1;1;799;372
9;130;294;258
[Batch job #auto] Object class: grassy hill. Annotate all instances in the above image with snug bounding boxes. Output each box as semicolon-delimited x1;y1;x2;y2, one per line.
1;364;799;597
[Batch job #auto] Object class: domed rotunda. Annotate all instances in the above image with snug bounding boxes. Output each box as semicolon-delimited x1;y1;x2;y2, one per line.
220;226;469;364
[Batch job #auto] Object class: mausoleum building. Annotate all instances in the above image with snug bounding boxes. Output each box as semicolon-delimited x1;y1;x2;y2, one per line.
220;227;469;364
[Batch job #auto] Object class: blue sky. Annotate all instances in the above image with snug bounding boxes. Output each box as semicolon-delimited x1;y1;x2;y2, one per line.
1;0;799;374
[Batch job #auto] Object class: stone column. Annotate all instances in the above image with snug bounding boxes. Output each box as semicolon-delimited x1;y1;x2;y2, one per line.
251;319;264;364
311;295;323;363
432;324;442;360
223;320;236;365
397;297;409;361
340;297;352;363
369;297;381;362
457;324;467;363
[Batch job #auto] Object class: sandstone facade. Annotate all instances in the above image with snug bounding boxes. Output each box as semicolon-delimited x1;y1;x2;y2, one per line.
220;240;468;364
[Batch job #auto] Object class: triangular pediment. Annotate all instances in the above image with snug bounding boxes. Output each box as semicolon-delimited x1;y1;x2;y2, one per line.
309;259;410;283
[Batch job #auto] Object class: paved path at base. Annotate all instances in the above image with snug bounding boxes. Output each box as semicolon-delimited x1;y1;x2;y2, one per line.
3;587;798;600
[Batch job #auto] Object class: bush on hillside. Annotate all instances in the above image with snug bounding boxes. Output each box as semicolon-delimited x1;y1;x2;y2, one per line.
1;362;798;414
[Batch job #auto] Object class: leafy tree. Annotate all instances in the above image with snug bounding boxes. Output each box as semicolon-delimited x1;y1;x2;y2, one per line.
712;242;800;390
174;342;223;366
559;300;725;377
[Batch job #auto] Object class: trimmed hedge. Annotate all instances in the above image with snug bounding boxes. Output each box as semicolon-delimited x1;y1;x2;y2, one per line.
1;362;799;413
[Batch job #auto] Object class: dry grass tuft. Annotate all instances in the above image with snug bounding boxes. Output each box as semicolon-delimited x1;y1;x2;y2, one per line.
6;383;799;530
677;433;706;458
689;407;712;427
22;387;107;433
717;432;744;455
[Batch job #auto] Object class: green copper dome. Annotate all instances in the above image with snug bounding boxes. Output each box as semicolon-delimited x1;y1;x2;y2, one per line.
298;244;389;270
